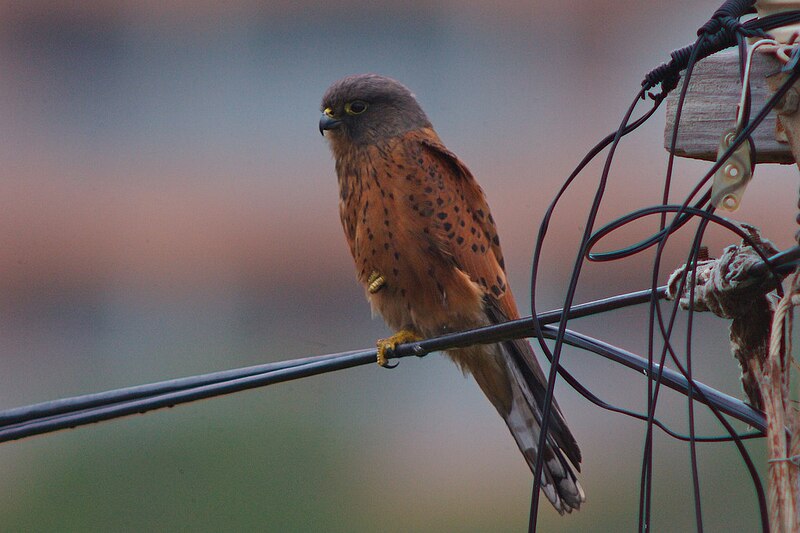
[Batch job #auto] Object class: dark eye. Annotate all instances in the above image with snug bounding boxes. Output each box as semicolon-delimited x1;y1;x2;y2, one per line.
345;100;368;115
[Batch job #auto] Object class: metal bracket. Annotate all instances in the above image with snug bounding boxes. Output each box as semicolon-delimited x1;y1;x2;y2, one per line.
710;39;777;211
711;128;755;211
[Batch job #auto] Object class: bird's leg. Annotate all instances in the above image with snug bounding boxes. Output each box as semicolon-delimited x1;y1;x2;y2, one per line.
376;329;421;367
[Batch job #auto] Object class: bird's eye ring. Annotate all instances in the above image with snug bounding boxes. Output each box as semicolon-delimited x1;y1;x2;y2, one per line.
345;100;368;115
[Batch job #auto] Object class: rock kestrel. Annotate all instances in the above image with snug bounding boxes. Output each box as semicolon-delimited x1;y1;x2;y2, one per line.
319;74;584;514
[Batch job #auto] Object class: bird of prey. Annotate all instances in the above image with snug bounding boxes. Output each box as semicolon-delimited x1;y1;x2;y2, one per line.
319;74;584;514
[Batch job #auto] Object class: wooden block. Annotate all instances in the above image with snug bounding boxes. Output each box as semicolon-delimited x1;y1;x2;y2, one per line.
664;48;795;164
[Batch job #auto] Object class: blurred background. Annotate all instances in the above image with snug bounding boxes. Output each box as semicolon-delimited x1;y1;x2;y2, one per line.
0;1;795;531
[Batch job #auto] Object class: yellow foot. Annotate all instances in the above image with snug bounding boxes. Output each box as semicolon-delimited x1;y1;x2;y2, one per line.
376;329;421;367
367;270;386;294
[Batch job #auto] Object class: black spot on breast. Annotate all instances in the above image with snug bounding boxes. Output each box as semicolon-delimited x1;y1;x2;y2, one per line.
384;243;390;250
480;245;486;253
424;186;433;194
394;252;400;260
436;212;448;220
456;236;464;245
471;244;478;252
492;235;500;246
436;198;444;206
491;285;502;297
443;222;452;231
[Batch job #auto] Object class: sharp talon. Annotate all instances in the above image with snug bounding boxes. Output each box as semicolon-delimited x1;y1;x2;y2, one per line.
367;270;386;294
376;329;421;368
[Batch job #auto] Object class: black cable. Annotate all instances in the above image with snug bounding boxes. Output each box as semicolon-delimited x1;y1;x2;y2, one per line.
632;36;800;532
524;22;800;525
5;252;791;445
0;317;770;444
642;7;800;98
0;286;664;441
528;86;652;531
524;3;800;527
539;327;767;432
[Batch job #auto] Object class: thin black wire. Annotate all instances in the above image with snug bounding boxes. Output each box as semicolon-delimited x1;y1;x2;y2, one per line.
538;327;768;433
6;253;795;444
686;217;712;531
635;38;800;533
0;316;771;444
523;3;800;528
641;6;800;98
538;21;798;525
635;204;775;533
0;286;658;430
522;39;670;533
527;86;652;531
645;32;706;531
525;41;800;529
637;44;800;532
0;286;661;441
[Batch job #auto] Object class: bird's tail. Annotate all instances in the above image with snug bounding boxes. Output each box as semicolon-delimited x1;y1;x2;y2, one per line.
455;338;585;515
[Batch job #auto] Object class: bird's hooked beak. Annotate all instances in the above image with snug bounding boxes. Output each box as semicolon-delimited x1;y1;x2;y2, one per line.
319;108;342;136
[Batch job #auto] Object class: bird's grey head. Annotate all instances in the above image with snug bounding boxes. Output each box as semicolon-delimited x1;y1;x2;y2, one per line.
319;74;431;146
